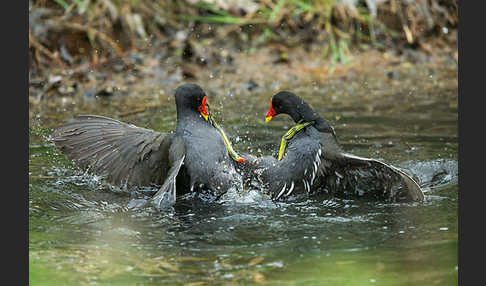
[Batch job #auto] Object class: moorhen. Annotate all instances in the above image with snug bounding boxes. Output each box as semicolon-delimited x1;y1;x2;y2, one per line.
51;84;245;209
243;91;424;202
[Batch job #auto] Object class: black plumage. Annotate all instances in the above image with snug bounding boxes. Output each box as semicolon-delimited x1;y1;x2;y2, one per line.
51;86;423;207
52;83;242;209
244;91;424;202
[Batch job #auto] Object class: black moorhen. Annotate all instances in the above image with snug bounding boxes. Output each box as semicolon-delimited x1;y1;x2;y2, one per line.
51;84;245;209
243;91;424;202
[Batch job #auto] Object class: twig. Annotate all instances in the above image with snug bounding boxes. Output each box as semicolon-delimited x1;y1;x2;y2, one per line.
402;25;414;44
120;108;146;117
53;21;124;58
392;0;414;44
29;29;65;67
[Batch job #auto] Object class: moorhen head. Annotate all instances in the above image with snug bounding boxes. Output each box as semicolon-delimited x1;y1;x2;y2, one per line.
167;84;244;205
245;91;424;203
174;83;209;122
266;91;335;135
52;83;245;210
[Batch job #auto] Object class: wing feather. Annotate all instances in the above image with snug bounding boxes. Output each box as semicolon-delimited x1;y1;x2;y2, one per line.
51;115;174;187
318;150;424;202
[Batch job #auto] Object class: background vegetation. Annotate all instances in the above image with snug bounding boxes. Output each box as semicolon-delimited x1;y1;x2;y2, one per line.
29;0;458;71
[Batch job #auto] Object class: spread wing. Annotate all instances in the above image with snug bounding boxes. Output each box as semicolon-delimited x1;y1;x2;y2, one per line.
51;115;174;187
318;133;424;202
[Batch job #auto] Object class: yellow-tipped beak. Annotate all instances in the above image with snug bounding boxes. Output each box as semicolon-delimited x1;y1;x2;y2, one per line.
201;113;208;121
265;100;276;123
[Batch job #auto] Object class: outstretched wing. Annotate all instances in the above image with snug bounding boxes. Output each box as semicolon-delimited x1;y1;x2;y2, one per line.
317;133;424;202
319;151;424;202
51;115;174;187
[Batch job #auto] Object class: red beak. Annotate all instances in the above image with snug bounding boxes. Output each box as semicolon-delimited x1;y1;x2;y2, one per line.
198;96;208;121
265;101;276;122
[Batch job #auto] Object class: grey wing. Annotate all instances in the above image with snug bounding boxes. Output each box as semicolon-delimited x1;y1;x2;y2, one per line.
51;115;174;187
319;151;424;202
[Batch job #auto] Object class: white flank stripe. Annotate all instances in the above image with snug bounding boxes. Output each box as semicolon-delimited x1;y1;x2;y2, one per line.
276;183;287;200
286;181;295;196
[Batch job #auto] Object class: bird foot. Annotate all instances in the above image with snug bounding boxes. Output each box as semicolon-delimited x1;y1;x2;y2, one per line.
151;190;176;209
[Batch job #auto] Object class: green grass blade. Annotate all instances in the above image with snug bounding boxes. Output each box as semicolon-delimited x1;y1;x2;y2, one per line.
53;0;70;10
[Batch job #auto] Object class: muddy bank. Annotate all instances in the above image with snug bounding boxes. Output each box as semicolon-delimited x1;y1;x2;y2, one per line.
29;43;457;128
29;0;457;110
29;47;458;182
29;0;457;70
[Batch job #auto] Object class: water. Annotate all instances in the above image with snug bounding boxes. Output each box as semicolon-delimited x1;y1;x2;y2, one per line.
29;64;457;285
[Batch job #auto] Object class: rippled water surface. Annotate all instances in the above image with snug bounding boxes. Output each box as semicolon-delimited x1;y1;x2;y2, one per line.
29;64;458;285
